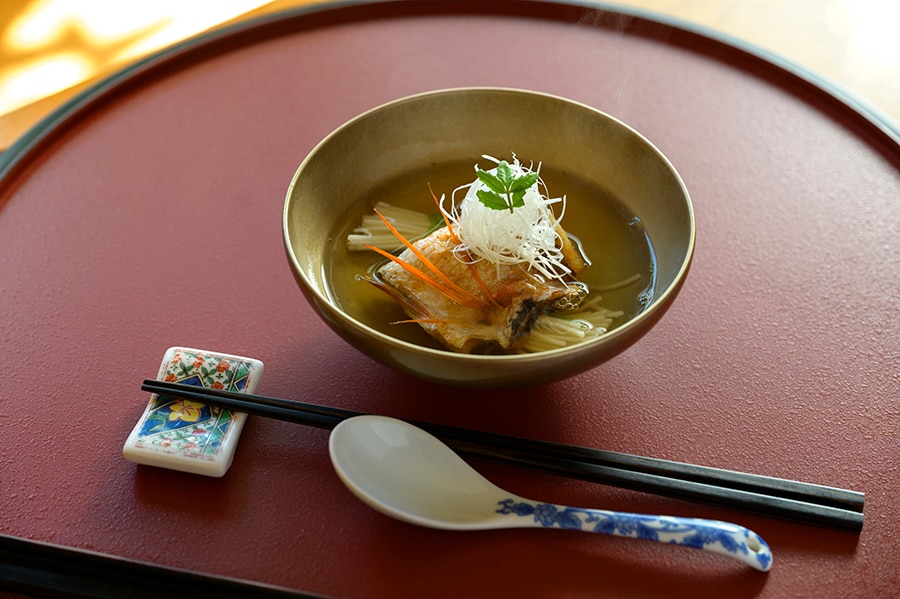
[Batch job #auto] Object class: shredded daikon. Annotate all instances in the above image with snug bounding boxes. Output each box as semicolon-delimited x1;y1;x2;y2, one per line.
442;156;570;282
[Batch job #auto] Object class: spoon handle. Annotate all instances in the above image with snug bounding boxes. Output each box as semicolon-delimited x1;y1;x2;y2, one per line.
495;498;772;572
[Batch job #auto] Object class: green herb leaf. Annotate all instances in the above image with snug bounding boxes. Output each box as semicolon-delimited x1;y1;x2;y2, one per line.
476;169;505;194
495;161;515;187
474;161;539;213
510;189;527;208
509;172;539;193
476;189;510;211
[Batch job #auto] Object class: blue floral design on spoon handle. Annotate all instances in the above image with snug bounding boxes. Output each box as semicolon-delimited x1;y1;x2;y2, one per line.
497;499;772;572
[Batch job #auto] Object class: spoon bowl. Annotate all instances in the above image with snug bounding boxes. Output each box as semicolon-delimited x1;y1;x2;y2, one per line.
329;415;773;572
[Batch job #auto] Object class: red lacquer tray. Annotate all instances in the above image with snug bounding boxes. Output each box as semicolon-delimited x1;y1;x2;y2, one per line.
1;1;898;597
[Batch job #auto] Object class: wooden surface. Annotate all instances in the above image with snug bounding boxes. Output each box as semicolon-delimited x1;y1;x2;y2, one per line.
0;0;898;151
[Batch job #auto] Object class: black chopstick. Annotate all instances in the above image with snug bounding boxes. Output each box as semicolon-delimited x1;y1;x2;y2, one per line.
140;380;865;531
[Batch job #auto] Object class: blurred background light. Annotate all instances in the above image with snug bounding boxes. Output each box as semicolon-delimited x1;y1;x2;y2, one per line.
0;0;272;114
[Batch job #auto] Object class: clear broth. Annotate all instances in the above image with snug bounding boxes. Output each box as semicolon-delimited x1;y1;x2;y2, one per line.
325;160;657;352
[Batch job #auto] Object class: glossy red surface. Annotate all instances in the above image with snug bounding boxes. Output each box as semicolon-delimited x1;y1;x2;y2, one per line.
1;2;897;597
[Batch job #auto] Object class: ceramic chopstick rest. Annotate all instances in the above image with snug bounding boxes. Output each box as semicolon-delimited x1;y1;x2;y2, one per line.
123;347;263;477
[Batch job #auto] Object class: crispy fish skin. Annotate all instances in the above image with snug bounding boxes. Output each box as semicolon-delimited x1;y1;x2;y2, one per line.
374;227;575;353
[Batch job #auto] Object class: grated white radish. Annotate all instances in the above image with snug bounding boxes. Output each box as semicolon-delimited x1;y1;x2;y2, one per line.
442;156;571;281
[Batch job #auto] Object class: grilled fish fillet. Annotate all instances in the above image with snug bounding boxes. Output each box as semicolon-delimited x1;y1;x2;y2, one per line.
373;227;582;353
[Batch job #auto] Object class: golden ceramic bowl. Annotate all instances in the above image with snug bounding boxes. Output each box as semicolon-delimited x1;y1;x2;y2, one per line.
283;88;694;387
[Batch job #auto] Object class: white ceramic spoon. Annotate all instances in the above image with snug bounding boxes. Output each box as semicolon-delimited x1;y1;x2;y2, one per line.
329;415;773;572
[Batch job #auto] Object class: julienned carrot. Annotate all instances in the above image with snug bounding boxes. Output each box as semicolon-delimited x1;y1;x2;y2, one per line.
429;184;462;245
364;245;476;307
372;209;484;306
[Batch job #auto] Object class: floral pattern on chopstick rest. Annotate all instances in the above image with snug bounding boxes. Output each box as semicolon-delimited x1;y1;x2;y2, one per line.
123;347;264;477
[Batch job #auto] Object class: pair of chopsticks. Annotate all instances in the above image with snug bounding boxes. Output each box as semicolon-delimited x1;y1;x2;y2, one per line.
140;380;865;531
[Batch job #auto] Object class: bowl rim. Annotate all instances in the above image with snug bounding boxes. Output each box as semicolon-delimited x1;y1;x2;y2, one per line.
283;86;695;363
